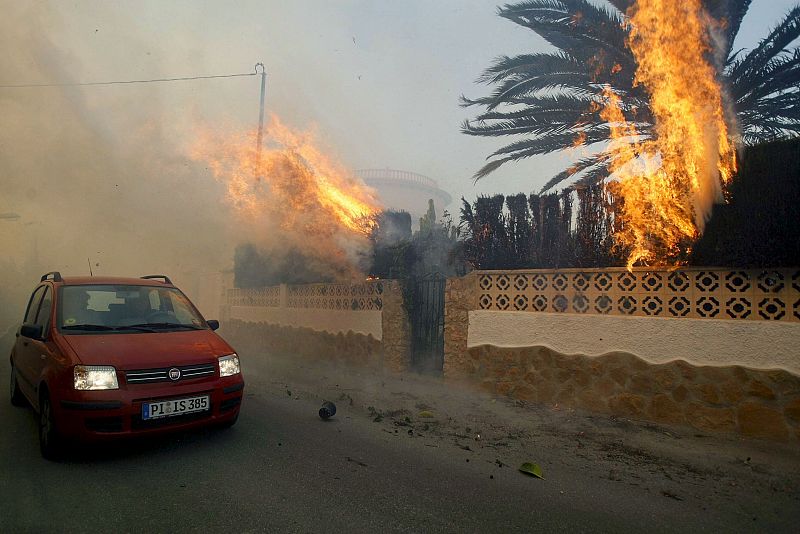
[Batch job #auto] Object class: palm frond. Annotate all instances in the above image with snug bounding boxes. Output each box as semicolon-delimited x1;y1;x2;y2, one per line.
476;52;583;84
605;0;633;15
462;93;653;138
727;6;800;84
692;1;754;59
539;152;613;192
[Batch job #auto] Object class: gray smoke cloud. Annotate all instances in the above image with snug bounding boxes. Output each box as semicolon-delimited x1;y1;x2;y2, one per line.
0;3;235;334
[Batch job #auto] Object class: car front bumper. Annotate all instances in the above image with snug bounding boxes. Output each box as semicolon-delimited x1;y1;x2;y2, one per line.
53;376;244;441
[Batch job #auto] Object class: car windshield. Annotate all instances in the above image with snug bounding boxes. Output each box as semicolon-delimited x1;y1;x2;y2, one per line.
58;285;207;333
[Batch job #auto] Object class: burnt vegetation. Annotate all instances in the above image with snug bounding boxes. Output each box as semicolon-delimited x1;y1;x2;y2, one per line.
458;187;623;270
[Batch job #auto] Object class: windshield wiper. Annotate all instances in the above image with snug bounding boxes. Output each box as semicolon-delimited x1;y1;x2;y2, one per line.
62;324;115;331
126;322;204;330
114;325;157;333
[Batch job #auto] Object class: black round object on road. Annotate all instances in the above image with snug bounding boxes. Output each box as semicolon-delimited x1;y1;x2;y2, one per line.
319;401;337;420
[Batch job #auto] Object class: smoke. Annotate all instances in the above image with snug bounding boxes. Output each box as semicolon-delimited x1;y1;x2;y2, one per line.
0;3;236;329
373;211;413;247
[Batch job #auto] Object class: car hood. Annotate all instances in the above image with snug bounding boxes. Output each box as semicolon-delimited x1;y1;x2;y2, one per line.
62;330;234;370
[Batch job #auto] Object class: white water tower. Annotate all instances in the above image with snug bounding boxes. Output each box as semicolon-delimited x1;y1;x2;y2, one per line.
356;169;452;224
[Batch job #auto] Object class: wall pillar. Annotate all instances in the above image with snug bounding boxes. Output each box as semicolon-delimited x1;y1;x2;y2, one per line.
380;280;411;373
443;273;477;379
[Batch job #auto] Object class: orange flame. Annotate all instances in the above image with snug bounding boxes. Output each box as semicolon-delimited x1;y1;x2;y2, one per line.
191;116;382;278
602;0;737;268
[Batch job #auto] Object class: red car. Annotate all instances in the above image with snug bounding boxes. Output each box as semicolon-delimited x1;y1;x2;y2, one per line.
9;272;244;459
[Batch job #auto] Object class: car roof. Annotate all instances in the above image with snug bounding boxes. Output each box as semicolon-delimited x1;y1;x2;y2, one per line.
56;276;175;287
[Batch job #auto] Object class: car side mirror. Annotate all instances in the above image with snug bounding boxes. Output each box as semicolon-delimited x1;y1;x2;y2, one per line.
20;323;43;340
206;320;220;331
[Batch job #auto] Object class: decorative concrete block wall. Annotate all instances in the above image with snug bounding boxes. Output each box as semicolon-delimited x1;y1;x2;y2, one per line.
221;280;410;372
446;268;800;442
475;268;798;323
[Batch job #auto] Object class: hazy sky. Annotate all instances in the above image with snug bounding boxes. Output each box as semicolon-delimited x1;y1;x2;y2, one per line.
22;0;798;209
0;0;796;290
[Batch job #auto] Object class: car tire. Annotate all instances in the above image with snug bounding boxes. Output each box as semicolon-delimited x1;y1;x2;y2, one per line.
39;391;63;461
10;364;26;407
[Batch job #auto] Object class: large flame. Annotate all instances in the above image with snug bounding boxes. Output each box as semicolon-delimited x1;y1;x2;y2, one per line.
191;116;382;278
602;0;737;268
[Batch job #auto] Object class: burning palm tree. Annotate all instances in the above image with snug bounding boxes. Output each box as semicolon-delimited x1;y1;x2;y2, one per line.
462;0;800;192
463;0;798;267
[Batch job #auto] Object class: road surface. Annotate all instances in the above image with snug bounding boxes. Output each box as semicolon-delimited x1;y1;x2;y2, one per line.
1;352;798;533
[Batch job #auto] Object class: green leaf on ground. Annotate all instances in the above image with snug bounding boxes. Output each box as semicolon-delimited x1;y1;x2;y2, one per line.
519;462;544;479
418;410;435;418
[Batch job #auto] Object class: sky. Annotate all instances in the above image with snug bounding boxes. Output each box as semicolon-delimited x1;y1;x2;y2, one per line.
13;0;796;204
0;0;796;291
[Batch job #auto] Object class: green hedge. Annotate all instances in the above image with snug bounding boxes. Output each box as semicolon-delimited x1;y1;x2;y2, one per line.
691;137;800;267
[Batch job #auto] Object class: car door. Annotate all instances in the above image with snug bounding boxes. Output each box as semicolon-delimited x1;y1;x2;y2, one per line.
15;285;46;398
28;285;55;388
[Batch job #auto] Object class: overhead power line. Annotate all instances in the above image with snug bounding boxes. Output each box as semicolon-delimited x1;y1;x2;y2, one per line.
0;66;262;89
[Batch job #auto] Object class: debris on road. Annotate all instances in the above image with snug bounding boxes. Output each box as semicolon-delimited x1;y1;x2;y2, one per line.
418;410;435;418
368;405;383;422
319;401;337;420
519;462;544;479
346;456;368;467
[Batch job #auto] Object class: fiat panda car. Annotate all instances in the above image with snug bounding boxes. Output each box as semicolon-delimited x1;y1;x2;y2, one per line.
9;272;244;459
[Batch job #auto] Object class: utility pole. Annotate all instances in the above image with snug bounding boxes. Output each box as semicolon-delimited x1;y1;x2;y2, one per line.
255;62;266;180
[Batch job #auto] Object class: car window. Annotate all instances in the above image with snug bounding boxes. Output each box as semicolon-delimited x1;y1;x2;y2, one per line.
23;286;45;324
168;291;201;324
86;290;124;312
59;284;207;332
35;286;52;331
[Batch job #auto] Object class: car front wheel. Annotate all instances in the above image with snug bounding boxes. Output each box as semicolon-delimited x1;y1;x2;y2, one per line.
10;364;26;407
39;391;63;460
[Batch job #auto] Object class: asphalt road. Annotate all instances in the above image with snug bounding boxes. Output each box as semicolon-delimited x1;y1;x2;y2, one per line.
0;356;795;533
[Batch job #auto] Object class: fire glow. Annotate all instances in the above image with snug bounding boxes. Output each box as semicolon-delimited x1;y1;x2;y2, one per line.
192;116;382;278
602;0;738;268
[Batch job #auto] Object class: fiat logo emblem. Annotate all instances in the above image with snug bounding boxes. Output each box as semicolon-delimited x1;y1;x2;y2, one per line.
168;368;181;381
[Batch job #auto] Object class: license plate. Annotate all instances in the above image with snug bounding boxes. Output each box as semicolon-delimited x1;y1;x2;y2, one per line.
142;395;210;420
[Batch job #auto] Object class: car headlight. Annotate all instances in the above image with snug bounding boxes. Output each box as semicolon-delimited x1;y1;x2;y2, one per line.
218;353;240;377
74;365;119;390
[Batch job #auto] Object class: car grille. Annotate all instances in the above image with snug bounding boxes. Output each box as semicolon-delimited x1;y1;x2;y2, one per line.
125;363;216;384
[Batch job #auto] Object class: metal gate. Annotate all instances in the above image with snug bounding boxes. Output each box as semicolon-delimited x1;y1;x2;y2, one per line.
410;273;446;374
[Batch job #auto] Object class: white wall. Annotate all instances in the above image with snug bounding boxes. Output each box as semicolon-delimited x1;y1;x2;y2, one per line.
468;310;800;375
230;305;382;340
